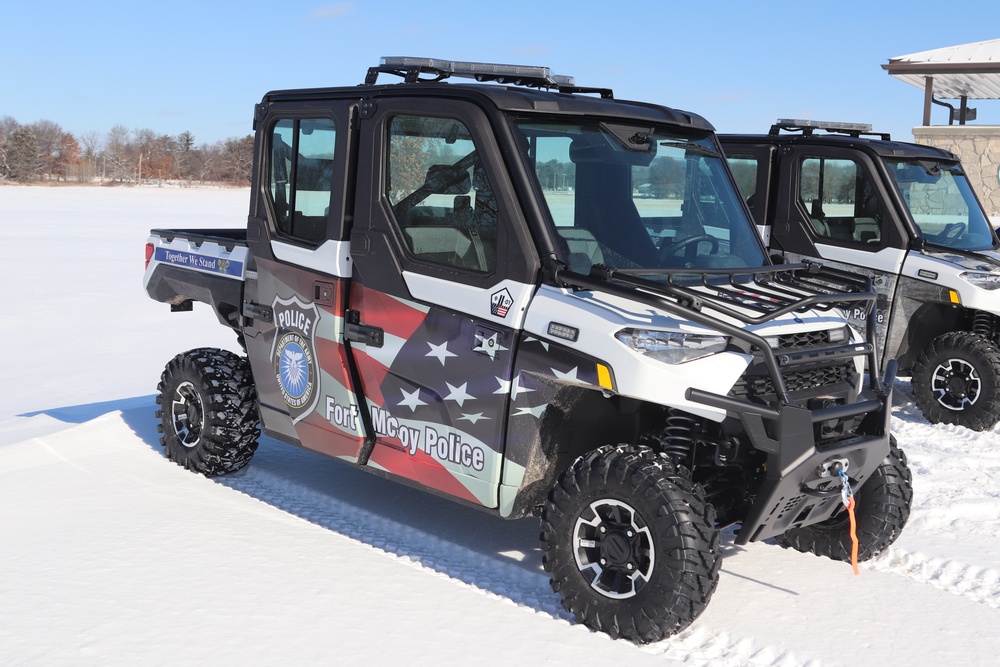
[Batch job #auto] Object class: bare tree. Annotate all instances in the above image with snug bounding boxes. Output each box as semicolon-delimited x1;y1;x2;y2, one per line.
1;116;22;179
0;115;18;145
105;124;133;183
221;135;254;184
80;131;103;182
2;115;262;186
28;120;64;179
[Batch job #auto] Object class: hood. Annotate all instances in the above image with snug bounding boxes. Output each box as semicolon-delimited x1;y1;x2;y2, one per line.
922;247;1000;273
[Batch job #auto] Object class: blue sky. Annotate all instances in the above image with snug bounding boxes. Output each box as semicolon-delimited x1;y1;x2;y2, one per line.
4;1;999;146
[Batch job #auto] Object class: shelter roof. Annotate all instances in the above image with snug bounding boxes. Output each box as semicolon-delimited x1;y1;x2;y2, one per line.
884;39;1000;99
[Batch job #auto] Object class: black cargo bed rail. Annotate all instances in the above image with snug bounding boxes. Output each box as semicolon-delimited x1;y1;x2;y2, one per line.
150;228;248;252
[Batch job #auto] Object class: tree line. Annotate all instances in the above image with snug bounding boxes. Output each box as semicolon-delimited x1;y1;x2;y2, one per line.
0;116;254;185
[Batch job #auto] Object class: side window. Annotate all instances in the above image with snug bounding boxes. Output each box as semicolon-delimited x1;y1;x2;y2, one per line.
386;115;497;273
799;156;883;245
269;118;337;243
726;154;759;212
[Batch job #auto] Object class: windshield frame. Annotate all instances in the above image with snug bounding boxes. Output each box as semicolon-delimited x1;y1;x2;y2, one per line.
885;157;998;253
507;114;768;278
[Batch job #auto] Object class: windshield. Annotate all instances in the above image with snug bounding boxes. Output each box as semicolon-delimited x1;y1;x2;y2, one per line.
886;159;996;252
512;118;765;274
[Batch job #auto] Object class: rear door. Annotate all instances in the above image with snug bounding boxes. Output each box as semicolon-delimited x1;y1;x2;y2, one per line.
243;100;366;461
345;97;539;507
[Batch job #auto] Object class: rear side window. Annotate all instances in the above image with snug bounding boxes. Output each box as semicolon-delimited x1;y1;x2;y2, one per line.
268;118;337;243
798;156;883;245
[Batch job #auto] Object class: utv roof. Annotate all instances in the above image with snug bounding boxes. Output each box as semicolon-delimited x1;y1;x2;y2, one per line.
719;118;958;161
260;56;715;133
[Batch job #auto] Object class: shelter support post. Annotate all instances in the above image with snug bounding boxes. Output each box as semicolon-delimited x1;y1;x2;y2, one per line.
923;76;934;126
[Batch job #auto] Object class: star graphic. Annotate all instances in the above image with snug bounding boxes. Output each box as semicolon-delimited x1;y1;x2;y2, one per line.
525;335;550;352
513;404;547;418
473;331;508;361
444;382;475;407
495;374;534;400
458;412;490;424
552;366;580;382
398;387;427;412
426;341;457;366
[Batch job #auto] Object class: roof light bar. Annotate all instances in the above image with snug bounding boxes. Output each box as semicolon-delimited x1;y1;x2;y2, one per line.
769;119;890;140
777;119;873;133
379;56;575;85
361;55;619;95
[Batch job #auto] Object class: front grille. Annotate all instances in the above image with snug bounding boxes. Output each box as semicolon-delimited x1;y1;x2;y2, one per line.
777;330;831;349
731;360;856;401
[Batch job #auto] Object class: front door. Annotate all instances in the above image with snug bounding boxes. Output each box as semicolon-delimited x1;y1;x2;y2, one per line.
771;148;909;359
346;99;538;507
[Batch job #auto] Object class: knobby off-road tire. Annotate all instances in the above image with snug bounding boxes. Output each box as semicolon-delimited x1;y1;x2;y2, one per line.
540;445;721;643
912;331;1000;431
778;437;912;562
156;348;260;476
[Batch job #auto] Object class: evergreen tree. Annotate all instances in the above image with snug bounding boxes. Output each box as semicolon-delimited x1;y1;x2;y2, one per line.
6;128;41;181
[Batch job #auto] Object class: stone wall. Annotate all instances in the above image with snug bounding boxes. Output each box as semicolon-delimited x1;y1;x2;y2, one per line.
912;125;1000;220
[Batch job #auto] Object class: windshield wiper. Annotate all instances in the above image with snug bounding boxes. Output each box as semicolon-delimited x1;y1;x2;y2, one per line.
658;141;720;158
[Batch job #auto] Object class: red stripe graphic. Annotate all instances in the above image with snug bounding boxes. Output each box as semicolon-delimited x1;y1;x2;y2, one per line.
354;284;427;339
369;445;481;505
294;409;364;460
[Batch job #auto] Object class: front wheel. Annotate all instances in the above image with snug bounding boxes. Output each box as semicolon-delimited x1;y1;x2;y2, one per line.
156;348;260;476
540;445;720;643
912;331;1000;431
778;437;912;562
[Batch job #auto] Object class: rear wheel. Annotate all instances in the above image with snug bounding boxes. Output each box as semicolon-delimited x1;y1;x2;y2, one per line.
156;348;259;476
540;445;720;643
778;438;912;562
912;331;1000;431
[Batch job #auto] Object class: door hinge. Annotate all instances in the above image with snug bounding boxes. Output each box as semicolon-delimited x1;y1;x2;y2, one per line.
344;309;383;347
243;301;273;323
358;98;377;119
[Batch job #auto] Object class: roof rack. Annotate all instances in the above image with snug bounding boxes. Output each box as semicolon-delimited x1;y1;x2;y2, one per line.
365;56;614;98
769;118;891;140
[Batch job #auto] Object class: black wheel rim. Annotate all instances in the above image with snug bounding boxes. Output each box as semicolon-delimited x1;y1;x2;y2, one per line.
573;499;654;599
171;381;204;448
931;357;982;411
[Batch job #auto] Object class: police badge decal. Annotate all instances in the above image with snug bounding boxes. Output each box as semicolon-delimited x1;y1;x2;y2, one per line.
271;295;321;423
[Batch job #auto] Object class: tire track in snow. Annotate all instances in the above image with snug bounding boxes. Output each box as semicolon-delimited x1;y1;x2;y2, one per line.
868;546;1000;609
217;464;822;667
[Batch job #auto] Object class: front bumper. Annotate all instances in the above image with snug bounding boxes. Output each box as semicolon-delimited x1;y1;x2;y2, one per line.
687;360;895;544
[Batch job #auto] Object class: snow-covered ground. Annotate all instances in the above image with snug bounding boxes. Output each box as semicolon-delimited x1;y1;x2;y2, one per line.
1;186;999;666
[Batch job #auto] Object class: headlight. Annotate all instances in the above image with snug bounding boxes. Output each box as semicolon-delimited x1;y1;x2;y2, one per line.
960;271;1000;290
615;328;728;364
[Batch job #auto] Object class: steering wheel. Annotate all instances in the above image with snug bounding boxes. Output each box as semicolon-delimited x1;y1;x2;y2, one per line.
938;222;967;242
658;234;720;261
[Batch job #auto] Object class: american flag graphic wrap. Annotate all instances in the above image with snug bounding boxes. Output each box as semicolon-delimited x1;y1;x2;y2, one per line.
347;284;514;506
248;259;610;513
